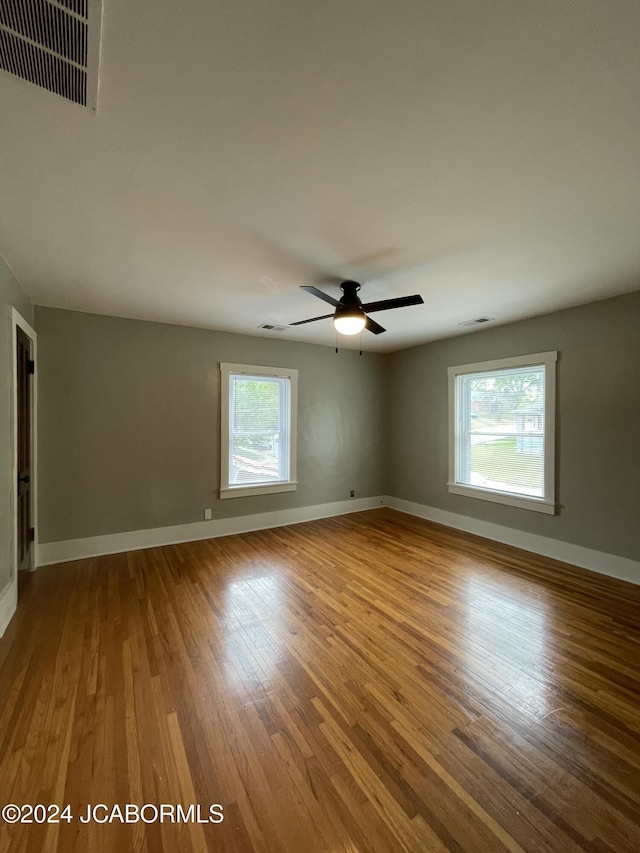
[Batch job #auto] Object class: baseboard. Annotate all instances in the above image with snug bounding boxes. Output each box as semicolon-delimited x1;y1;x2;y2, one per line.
36;494;640;587
37;496;387;566
0;578;18;638
385;496;640;586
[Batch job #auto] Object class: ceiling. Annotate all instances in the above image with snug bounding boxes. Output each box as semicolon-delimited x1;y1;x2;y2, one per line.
1;0;640;353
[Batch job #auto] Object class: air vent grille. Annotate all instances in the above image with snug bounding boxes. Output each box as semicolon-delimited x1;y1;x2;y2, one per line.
258;324;288;332
57;0;87;14
0;0;100;108
458;317;494;327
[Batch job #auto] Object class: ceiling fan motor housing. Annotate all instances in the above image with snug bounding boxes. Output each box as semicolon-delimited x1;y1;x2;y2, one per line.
333;281;367;334
339;281;362;307
336;282;366;324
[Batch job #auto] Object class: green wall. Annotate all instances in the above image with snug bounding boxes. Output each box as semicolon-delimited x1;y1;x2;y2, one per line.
388;290;640;561
35;290;640;565
35;307;388;542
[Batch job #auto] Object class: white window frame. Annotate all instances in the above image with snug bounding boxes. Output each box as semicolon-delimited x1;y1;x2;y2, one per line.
220;363;298;499
447;351;557;514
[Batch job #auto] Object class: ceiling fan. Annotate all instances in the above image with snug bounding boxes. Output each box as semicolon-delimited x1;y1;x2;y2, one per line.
290;281;424;336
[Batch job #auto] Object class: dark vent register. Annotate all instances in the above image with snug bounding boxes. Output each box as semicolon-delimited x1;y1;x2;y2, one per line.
0;0;99;108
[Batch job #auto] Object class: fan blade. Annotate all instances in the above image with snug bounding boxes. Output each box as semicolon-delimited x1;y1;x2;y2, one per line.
365;316;386;335
289;313;334;326
301;285;341;308
360;294;424;313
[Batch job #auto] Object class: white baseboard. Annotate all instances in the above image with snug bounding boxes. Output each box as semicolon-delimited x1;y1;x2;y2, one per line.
0;578;18;638
37;496;387;566
385;496;640;586
35;494;640;588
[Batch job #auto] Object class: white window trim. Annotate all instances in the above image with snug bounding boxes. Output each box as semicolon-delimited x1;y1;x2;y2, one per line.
220;362;298;499
447;351;557;515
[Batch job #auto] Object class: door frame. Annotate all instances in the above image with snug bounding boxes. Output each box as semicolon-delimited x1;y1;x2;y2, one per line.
10;307;38;578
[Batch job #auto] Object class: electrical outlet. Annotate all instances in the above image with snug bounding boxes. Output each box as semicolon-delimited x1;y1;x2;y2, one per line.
204;508;212;520
350;490;355;498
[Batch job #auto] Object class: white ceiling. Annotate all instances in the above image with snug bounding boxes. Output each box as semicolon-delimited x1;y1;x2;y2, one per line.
1;0;640;353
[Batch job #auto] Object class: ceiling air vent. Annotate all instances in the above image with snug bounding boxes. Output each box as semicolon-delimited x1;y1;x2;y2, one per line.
458;317;494;327
258;324;288;332
0;0;102;110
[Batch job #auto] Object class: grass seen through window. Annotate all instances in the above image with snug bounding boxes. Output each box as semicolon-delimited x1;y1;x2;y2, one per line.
470;437;543;491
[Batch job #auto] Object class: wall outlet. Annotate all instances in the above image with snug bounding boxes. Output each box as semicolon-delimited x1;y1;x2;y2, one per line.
350;490;355;498
204;508;212;520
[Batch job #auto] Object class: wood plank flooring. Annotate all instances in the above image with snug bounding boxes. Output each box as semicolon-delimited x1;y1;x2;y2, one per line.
1;508;639;852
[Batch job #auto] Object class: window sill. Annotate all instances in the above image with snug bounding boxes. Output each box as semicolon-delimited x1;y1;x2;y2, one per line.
447;483;555;515
220;482;298;500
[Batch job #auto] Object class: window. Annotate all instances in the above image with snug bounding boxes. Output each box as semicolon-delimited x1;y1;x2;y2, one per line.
220;363;298;498
448;352;556;514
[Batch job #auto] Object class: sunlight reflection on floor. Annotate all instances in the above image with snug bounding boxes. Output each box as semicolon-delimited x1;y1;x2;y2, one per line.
222;574;284;696
464;574;552;719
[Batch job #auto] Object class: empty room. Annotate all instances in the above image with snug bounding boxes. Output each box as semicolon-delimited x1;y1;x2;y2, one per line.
1;1;639;851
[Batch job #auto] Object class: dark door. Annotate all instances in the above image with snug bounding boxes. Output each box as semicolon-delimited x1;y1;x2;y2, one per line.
16;326;33;571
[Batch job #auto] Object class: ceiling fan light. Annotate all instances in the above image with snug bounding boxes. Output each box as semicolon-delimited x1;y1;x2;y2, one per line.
333;310;366;335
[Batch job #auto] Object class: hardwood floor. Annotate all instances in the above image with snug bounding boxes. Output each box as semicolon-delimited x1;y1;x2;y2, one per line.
1;508;639;852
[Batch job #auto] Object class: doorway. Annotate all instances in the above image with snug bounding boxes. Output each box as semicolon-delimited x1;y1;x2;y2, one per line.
1;309;36;636
16;326;34;571
12;309;37;578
